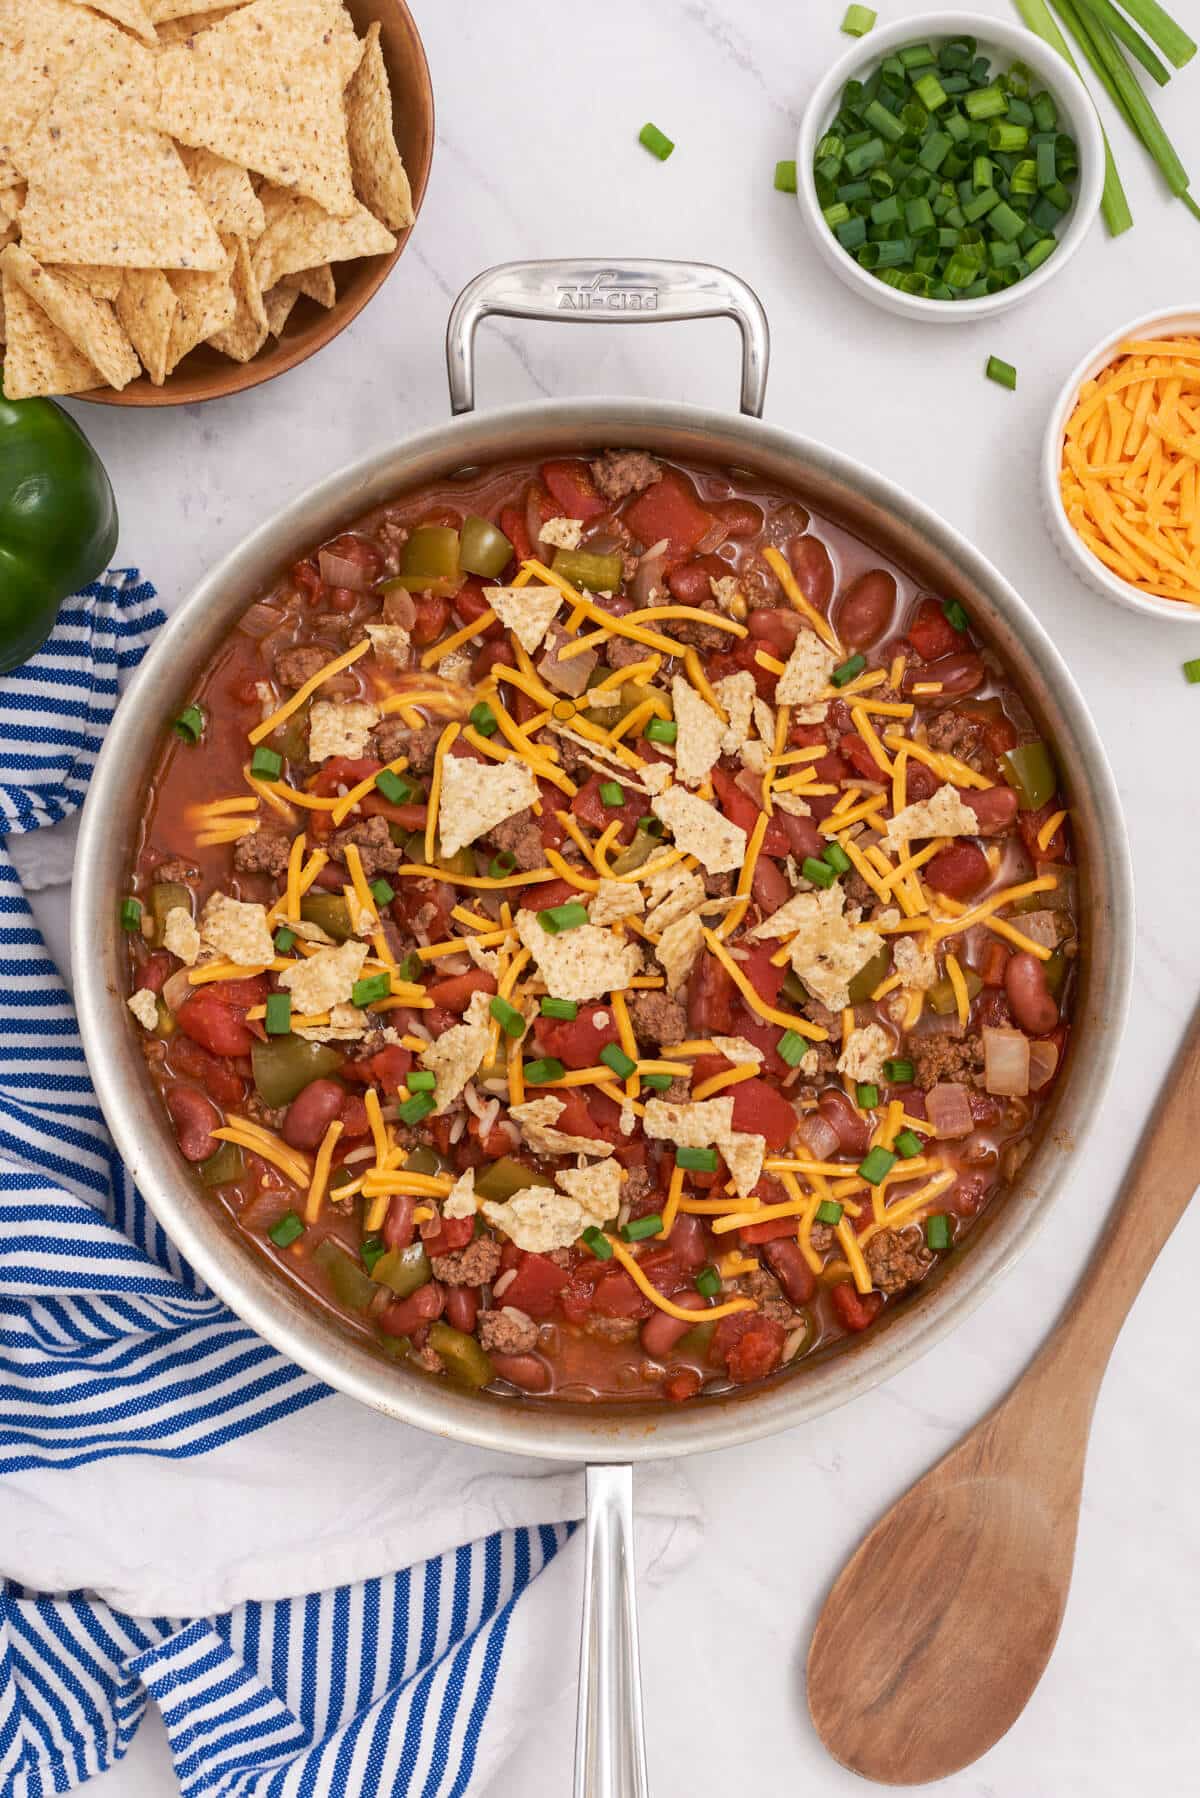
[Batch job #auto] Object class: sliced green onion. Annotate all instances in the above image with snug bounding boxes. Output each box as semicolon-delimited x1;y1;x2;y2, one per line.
841;3;876;34
777;1029;808;1066
1183;658;1200;683
268;1211;305;1248
986;354;1017;390
600;1043;637;1080
926;1213;952;1251
641;1072;674;1090
675;1146;718;1172
370;878;395;907
582;1225;613;1259
644;716;677;745
539;901;589;933
815;1199;845;1226
600;781;625;807
621;1213;664;1241
489;852;517;878
489;995;526;1038
964;82;1008;119
469;701;498;737
376;769;416;804
883;1057;915;1083
274;927;297;953
264;992;292;1035
361;1233;387;1275
250;746;283;779
120;897;142;931
831;653;866;686
914;72;949;111
695;1265;721;1298
856;1081;879;1109
523;1057;565;1084
774;159;798;192
406;1070;436;1092
397;952;424;983
858;1146;897;1185
396;1091;436;1126
637;815;664;836
802;856;837;889
352;973;392;1007
894;1128;925;1158
540;996;578;1019
639;122;674;161
172;704;204;744
823;843;852;875
943;598;970;632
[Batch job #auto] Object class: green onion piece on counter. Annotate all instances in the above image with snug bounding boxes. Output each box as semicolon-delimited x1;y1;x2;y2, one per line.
841;3;876;34
541;996;578;1019
644;716;677;745
489;852;517;878
883;1057;915;1083
676;1146;719;1172
268;1211;304;1248
273;927;296;953
986;355;1018;390
406;1070;436;1092
352;973;391;1007
815;1199;845;1226
250;746;282;779
856;1082;879;1109
802;856;837;889
582;1225;613;1259
360;1233;387;1275
489;995;526;1038
469;701;498;737
823;843;852;876
264;992;292;1036
639;122;675;161
926;1213;952;1251
120;897;142;931
777;1029;809;1066
600;1043;637;1080
1183;658;1200;683
621;1213;664;1242
172;704;204;743
370;878;395;907
695;1265;721;1298
523;1057;565;1084
1116;0;1195;67
894;1128;925;1158
539;901;589;933
459;515;514;580
775;159;799;192
943;598;970;631
858;1146;897;1185
641;1072;674;1090
376;769;415;804
600;780;625;806
396;1091;436;1126
831;653;866;686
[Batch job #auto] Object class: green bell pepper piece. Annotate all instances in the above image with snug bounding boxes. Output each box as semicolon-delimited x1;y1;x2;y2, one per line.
300;893;355;941
1043;948;1066;998
371;1241;432;1298
459;515;513;579
427;1321;494;1389
607;832;660;877
1000;739;1055;811
402;525;461;581
148;880;191;943
927;966;983;1016
0;390;118;672
551;547;624;593
402;1144;452;1178
847;946;892;1004
198;1140;246;1188
473;1156;553;1204
251;1036;344;1107
313;1238;378;1313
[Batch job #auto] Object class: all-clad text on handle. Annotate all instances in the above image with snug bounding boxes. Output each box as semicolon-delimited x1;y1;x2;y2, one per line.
445;259;770;417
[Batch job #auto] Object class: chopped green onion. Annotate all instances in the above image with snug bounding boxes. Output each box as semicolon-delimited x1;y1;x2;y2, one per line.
985;355;1017;390
523;1057;565;1084
823;843;852;875
120;897;142;931
637;815;664;836
858;1146;897;1185
370;878;395;907
695;1265;721;1297
1183;658;1200;684
250;746;283;779
856;1081;879;1109
376;769;416;804
600;1043;637;1080
964;82;1008;119
489;852;517;878
274;927;297;953
172;704;204;743
582;1225;613;1258
883;1057;915;1083
943;601;970;635
639;122;674;161
831;653;866;687
815;1199;845;1226
675;1146;719;1172
396;1091;437;1126
841;3;876;33
489;995;526;1038
621;1213;664;1241
641;1072;674;1090
352;973;391;1007
539;901;589;933
406;1070;436;1092
264;992;292;1035
774;159;798;192
777;1029;809;1067
926;1213;952;1251
397;952;424;982
644;716;677;744
469;701;498;737
268;1211;304;1248
802;856;837;889
540;996;578;1020
600;781;625;807
894;1128;925;1158
361;1233;387;1275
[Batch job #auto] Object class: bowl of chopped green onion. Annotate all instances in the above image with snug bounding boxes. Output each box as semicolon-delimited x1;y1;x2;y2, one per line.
797;12;1104;319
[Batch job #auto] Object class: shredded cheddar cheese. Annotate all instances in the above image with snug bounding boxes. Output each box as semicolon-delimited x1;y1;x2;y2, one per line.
248;640;370;746
761;545;841;652
607;1237;754;1322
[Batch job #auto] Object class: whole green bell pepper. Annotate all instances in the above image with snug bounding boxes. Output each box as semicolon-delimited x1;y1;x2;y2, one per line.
0;390;119;673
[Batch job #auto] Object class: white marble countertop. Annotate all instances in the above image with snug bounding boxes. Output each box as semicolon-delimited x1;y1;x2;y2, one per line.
31;0;1200;1791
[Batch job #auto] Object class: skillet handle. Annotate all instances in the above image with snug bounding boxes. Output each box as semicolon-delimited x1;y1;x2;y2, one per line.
573;1463;651;1798
445;258;769;418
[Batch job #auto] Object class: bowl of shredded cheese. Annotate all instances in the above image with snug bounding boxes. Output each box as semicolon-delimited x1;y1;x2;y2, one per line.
1044;305;1200;621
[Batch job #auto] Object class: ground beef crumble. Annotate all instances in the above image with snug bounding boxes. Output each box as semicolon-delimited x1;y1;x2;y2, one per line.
478;1308;539;1355
627;991;687;1050
925;707;986;768
911;1032;985;1091
430;1237;503;1287
865;1227;934;1295
486;808;545;872
605;632;653;672
329;814;404;880
590;449;661;504
739;1267;798;1326
153;855;200;885
373;719;442;771
583;1315;641;1343
233;826;292;878
274;645;330;690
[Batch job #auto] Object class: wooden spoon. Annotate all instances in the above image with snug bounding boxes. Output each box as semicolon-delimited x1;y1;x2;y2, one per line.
807;1006;1200;1785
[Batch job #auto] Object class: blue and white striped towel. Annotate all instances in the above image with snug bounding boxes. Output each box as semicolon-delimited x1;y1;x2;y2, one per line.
0;575;699;1798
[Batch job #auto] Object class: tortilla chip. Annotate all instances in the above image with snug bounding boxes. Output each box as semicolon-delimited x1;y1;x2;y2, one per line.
0;283;6;343
0;244;139;388
153;8;238;40
207;232;268;361
345;21;413;232
1;274;100;397
156;0;360;218
165;244;236;371
251;185;394;291
20;61;226;269
149;0;249;18
178;145;266;238
0;186;24;223
262;280;299;336
66;0;156;43
48;264;123;301
281;262;334;307
115;266;177;383
0;0;146;181
0;222;16;253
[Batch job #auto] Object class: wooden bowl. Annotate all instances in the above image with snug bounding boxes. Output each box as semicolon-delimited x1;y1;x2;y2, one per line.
83;0;434;407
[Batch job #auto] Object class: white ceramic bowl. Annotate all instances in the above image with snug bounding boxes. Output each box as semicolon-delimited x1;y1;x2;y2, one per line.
1042;304;1200;621
796;10;1105;323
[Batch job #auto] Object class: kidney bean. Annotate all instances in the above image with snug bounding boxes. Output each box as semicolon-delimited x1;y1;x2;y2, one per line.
778;808;826;862
667;1212;708;1273
641;1290;707;1359
383;1194;416;1253
135;951;173;995
925;841;990;900
905;651;985;697
835;568;896;649
818;1088;872;1157
963;785;1019;836
751;854;791;916
445;1287;479;1333
326;587;360;613
787;534;834;611
663;1367;703;1403
165;1086;222;1162
282;1077;346;1150
747;606;804;657
762;1237;817;1308
379;1281;445;1337
472;639;517;683
490;1352;550;1392
713;497;764;537
665;554;730;607
1005;952;1059;1036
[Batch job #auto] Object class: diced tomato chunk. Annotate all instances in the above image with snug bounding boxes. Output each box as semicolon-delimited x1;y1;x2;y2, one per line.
663;1367;703;1403
553;1087;624;1146
421;1213;475;1257
499;505;532;567
308;756;380;797
342;1042;415;1090
726;1075;797;1150
590;1269;652;1319
540;458;607;520
711;1312;786;1383
533;1006;619;1070
135;950;173;994
424;968;497;1012
830;1283;883;1333
175;992;254;1057
1018;799;1068;864
623;469;715;559
338;1094;371;1137
907;597;962;662
572;773;644;841
453;579;504;639
688;951;736;1036
410;594;450;646
709;768;789;855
